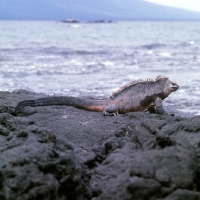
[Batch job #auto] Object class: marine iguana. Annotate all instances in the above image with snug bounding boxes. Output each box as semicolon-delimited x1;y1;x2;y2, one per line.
15;75;179;116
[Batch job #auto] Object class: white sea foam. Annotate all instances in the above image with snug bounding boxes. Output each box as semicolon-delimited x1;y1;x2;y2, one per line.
102;61;115;66
187;40;195;45
155;52;172;57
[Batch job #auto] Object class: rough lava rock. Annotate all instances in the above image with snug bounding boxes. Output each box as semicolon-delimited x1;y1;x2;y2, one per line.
1;91;200;200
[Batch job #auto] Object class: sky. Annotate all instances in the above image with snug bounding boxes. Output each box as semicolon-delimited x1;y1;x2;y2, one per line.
144;0;200;12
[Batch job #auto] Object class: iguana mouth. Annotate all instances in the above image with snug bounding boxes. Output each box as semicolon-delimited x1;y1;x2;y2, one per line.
172;84;179;91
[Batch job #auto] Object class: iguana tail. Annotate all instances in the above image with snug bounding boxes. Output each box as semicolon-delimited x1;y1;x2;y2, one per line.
15;96;109;112
16;96;78;106
16;100;38;107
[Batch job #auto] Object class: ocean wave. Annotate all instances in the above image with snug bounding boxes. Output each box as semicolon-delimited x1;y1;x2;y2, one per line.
137;41;196;51
179;41;195;47
42;46;107;56
36;64;105;76
137;43;168;50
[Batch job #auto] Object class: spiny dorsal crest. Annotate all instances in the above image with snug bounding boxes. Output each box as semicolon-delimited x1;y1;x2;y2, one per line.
110;75;168;98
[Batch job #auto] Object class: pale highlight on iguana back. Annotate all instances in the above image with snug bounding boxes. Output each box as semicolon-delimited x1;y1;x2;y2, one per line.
110;75;169;99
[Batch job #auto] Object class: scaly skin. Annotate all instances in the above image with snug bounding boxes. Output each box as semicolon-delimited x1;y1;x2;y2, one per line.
15;75;179;116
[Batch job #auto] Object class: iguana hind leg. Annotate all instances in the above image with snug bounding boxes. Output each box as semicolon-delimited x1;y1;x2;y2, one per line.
148;97;166;115
103;104;118;116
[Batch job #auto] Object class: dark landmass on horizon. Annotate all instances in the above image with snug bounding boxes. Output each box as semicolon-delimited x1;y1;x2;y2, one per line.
1;0;200;20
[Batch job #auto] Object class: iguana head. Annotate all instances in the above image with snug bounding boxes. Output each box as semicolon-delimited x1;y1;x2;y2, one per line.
162;78;179;98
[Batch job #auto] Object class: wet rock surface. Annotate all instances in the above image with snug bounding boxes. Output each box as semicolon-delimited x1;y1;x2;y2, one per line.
1;91;200;200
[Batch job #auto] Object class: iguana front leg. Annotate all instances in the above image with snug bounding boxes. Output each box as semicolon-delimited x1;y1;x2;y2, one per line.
148;97;166;114
103;104;118;116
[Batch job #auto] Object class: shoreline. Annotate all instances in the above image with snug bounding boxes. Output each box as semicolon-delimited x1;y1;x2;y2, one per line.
1;90;200;199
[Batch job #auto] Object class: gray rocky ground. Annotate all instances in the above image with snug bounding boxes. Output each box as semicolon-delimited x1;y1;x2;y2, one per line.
1;90;200;200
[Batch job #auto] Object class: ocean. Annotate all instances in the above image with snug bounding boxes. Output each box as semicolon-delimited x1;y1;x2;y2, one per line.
1;20;200;116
